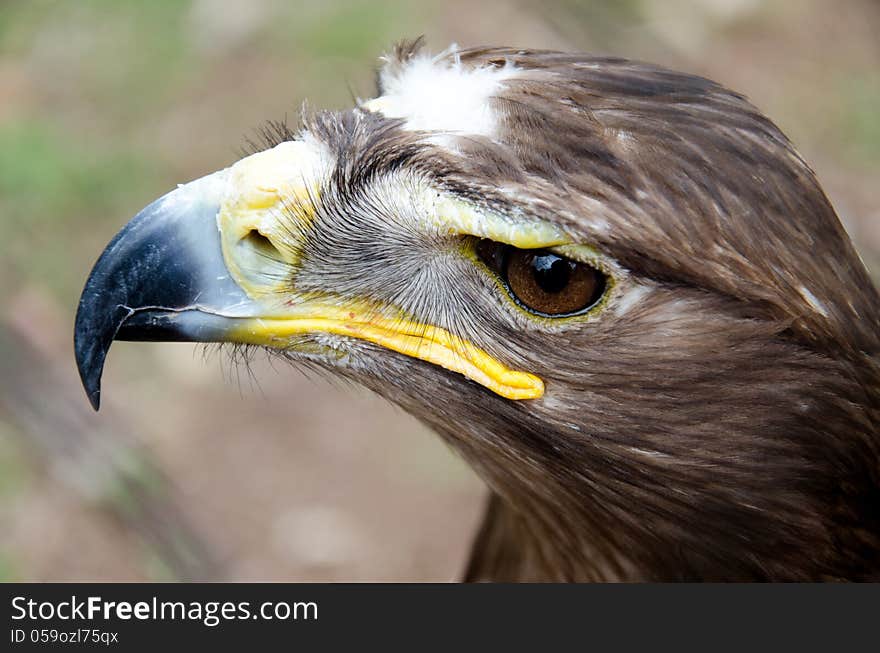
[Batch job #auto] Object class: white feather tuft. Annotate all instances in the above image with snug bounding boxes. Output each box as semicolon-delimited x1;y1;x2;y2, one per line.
362;45;521;144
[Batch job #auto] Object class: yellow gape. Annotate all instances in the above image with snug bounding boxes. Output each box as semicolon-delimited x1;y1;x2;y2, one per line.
215;141;546;401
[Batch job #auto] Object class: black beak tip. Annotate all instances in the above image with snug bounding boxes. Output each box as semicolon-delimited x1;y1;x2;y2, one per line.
74;329;106;412
74;295;115;412
86;387;102;412
84;374;102;411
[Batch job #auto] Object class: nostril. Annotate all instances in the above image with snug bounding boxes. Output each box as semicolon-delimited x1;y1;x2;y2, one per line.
234;229;288;286
240;229;281;261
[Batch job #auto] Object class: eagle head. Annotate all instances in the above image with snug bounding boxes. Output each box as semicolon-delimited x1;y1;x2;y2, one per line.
74;43;880;581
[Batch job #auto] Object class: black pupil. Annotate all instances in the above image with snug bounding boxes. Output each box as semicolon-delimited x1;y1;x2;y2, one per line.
530;253;572;294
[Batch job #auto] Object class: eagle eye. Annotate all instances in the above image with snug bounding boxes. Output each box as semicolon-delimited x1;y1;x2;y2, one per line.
475;239;607;317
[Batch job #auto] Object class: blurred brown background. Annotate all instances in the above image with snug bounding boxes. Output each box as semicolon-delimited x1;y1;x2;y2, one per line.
0;0;878;581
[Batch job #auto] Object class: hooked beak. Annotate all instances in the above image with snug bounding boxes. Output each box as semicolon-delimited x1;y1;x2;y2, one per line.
74;170;260;409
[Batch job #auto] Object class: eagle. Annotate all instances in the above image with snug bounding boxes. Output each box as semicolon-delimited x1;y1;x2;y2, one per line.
74;43;880;581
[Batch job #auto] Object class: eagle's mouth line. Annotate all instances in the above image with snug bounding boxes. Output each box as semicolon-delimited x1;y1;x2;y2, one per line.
73;149;552;409
224;307;545;400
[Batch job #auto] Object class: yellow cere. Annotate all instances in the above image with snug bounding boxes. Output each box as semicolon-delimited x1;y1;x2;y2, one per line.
228;304;545;401
217;140;327;298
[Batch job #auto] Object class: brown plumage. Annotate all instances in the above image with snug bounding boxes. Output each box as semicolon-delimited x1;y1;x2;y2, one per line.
75;42;880;581
372;43;880;581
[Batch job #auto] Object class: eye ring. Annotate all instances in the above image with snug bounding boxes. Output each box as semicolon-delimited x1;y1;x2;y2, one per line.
476;239;607;317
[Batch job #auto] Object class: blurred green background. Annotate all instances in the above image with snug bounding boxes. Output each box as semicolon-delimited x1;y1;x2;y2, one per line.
0;0;878;580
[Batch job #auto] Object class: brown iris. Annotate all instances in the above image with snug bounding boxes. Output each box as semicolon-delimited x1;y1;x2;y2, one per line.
476;240;606;316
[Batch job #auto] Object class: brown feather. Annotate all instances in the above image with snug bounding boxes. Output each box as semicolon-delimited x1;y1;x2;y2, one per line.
267;45;880;580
